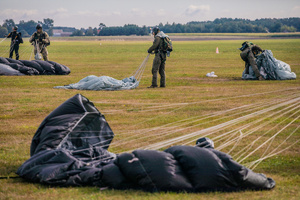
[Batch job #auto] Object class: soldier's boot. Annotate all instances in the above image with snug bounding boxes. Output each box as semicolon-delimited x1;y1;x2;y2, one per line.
151;74;158;88
259;76;265;81
147;85;158;88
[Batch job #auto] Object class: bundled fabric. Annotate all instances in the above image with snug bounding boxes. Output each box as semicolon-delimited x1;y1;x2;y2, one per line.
242;50;296;80
0;57;70;75
55;75;139;91
17;94;275;192
17;94;115;186
0;63;25;76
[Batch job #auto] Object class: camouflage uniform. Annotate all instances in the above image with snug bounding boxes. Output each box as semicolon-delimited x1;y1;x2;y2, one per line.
148;34;167;87
240;42;263;79
29;31;50;61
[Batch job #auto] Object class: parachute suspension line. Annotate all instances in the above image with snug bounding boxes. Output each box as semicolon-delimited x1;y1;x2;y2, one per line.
0;41;15;57
113;103;259;150
64;91;300;161
117;93;299;150
114;89;300;136
218;101;300;151
134;54;150;82
248;125;300;170
72;92;300;156
56;113;88;150
110;87;300;132
70;96;291;154
69;94;300;163
130;54;150;79
30;46;34;60
232;102;300;162
222;102;300;160
250;139;300;170
101;88;300;115
129;99;274;149
141;96;300;151
238;113;300;164
18;43;33;58
0;37;7;44
168;99;300;151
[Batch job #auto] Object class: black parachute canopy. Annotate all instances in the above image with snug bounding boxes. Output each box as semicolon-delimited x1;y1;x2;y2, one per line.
17;94;275;191
0;57;70;75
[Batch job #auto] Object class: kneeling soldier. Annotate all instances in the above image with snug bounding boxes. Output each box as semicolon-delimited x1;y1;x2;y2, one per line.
240;41;264;80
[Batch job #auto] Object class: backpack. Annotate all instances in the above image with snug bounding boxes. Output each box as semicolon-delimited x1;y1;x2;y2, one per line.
17;32;23;44
239;41;253;51
162;36;173;53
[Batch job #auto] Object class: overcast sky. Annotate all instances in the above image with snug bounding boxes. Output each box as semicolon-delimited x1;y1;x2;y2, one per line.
1;0;300;29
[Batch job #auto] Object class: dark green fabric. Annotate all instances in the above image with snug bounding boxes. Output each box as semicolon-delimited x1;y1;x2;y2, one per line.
148;36;163;53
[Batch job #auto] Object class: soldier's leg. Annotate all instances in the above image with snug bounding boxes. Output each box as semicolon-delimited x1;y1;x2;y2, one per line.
9;45;14;58
245;62;250;74
42;48;48;61
247;51;260;78
151;54;161;87
15;45;19;60
159;54;166;87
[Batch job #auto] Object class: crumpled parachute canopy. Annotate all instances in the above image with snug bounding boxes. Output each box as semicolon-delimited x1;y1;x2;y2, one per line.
242;50;296;80
0;57;70;75
55;75;139;91
17;94;275;192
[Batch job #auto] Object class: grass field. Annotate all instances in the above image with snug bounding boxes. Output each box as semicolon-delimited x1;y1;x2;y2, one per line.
0;36;299;199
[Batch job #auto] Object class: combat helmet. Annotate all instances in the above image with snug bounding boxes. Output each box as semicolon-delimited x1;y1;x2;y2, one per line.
195;137;214;149
152;26;160;35
36;23;42;30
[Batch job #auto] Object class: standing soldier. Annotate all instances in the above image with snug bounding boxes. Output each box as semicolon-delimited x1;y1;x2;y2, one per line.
6;26;23;60
239;41;264;80
29;24;50;61
147;27;167;88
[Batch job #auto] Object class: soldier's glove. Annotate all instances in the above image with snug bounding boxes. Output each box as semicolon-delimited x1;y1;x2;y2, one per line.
147;50;152;53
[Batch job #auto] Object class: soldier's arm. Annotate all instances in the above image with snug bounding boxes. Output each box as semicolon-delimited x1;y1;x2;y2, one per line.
148;36;160;53
252;45;263;52
42;32;50;44
6;32;12;38
29;33;35;43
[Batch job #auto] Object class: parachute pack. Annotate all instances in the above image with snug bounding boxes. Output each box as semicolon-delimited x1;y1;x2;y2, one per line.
162;35;173;53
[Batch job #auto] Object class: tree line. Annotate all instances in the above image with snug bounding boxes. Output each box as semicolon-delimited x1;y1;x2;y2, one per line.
1;17;299;37
0;18;54;37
